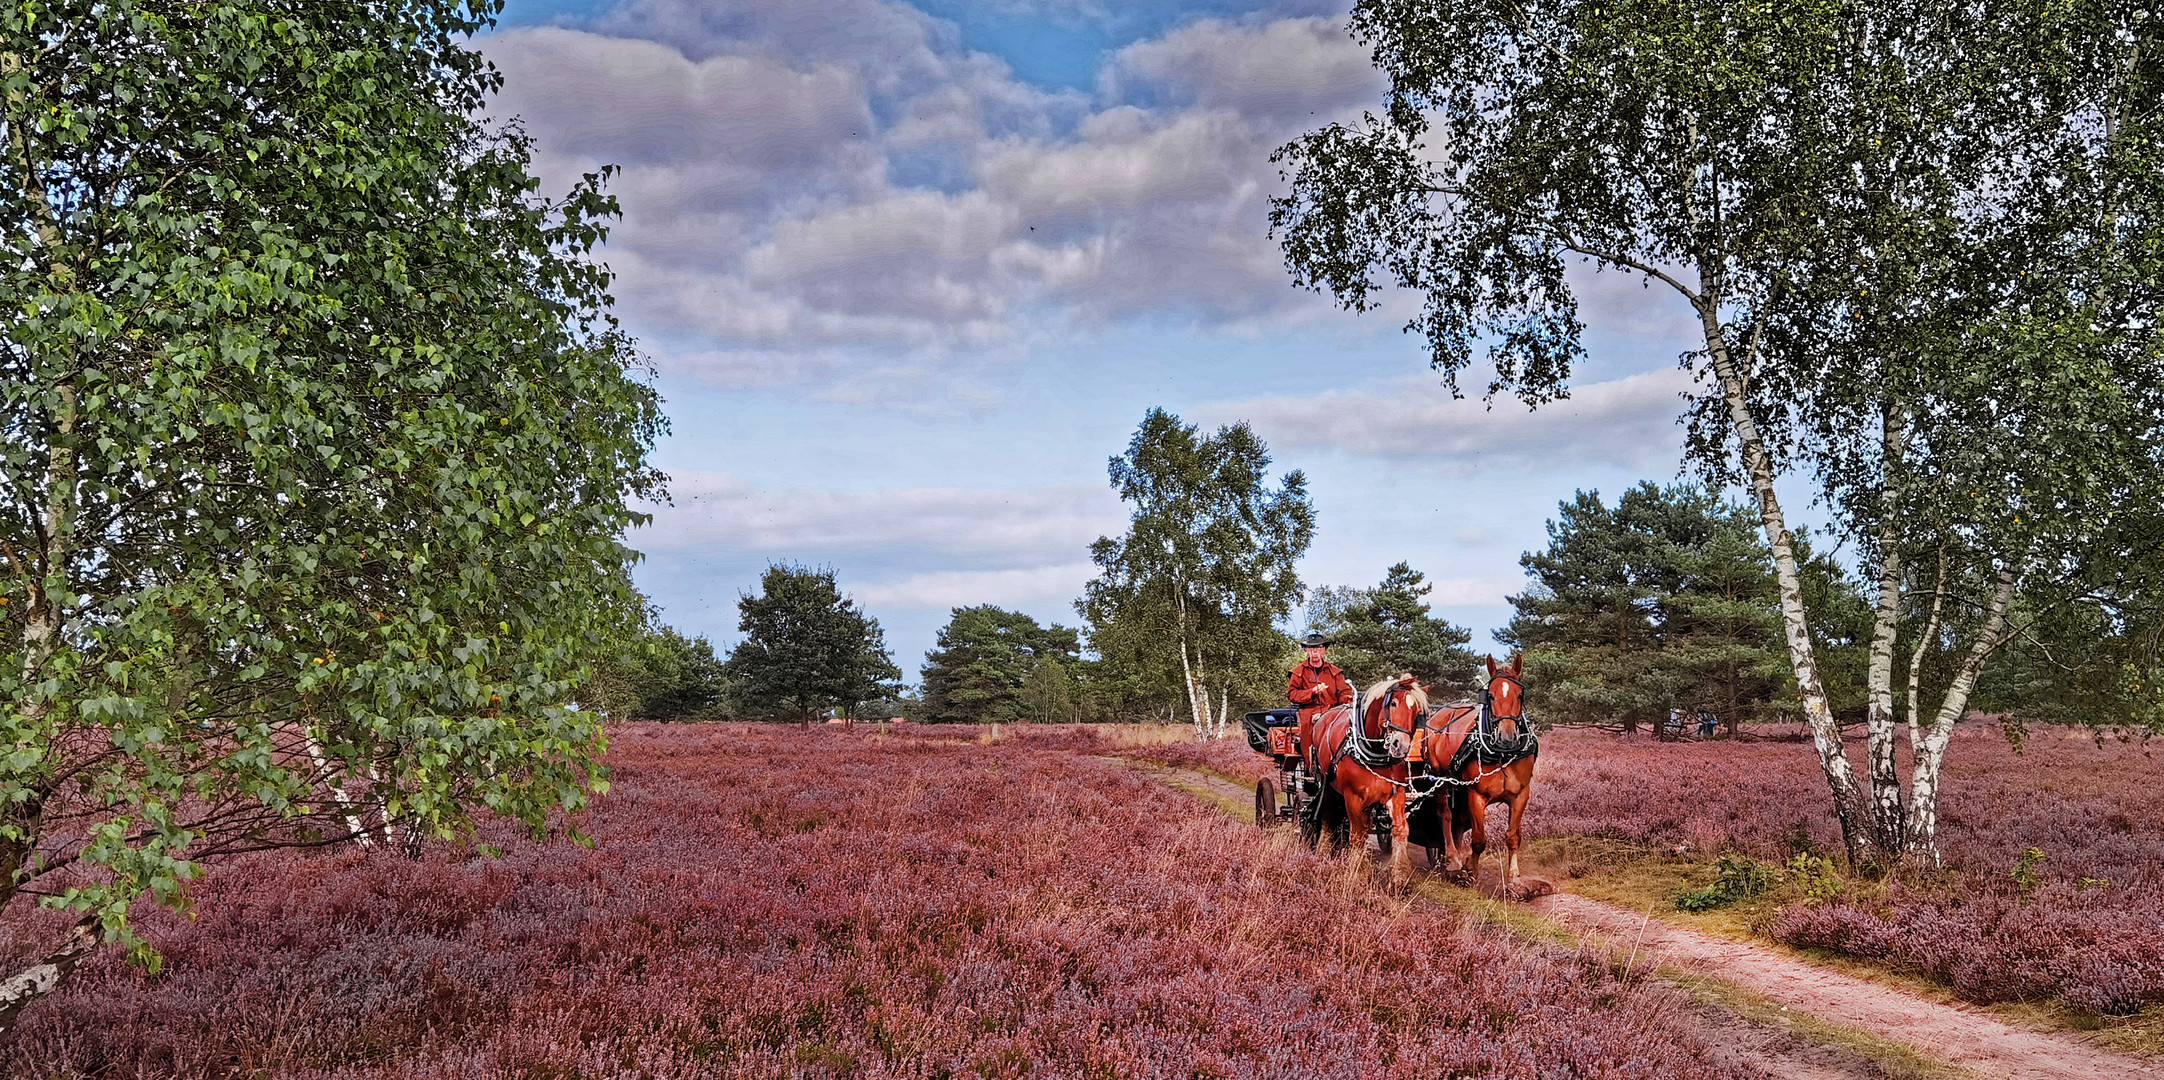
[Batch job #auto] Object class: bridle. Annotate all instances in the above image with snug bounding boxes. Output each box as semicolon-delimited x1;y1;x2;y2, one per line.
1348;681;1416;768
1482;672;1525;734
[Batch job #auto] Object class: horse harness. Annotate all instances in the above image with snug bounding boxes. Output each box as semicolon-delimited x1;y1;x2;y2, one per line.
1404;675;1540;807
1320;683;1417;782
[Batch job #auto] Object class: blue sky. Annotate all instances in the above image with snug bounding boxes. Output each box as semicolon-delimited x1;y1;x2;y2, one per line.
488;0;1723;683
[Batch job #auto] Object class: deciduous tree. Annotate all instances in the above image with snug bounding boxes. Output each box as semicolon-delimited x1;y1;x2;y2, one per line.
0;0;663;1029
722;565;900;721
586;623;732;720
1020;657;1077;724
1273;0;2163;866
1080;410;1313;739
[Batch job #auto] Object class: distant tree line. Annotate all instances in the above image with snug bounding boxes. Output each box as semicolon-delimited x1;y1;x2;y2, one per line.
612;461;2164;739
591;564;902;722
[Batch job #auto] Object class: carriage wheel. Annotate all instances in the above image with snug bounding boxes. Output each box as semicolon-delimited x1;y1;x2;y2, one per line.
1370;804;1393;857
1296;786;1321;849
1254;778;1281;829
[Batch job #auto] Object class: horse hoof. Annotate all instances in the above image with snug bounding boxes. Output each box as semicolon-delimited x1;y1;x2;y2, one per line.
1509;879;1556;901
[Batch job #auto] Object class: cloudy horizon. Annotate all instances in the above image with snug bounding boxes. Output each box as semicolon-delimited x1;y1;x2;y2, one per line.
488;0;1737;684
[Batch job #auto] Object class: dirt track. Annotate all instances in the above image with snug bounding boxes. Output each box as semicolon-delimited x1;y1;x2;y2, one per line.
1143;760;2161;1080
1530;891;2163;1080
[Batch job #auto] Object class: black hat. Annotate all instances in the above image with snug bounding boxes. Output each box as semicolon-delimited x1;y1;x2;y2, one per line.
1300;632;1333;648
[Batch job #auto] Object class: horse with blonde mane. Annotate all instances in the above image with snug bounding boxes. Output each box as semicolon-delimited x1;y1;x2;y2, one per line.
1301;674;1429;882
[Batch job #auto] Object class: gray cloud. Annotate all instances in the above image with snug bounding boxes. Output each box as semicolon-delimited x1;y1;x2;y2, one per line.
482;2;1389;387
1202;366;1695;469
1103;16;1380;122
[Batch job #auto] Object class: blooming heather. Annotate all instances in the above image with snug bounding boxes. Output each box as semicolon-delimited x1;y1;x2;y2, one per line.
1095;720;2164;1015
10;724;1757;1079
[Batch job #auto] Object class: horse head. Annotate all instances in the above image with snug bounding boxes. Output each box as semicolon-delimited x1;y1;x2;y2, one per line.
1483;654;1526;738
1361;674;1427;761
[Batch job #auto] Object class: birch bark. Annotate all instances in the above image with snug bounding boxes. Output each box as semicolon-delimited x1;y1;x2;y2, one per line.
1174;582;1209;738
1862;409;1910;858
1905;547;1948;750
1908;566;2019;865
5;48;74;890
305;735;374;850
1693;289;1875;865
1178;637;1206;739
0;914;97;1038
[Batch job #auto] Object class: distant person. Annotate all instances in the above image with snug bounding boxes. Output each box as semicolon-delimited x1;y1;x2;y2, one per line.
1696;711;1718;738
1288;633;1353;772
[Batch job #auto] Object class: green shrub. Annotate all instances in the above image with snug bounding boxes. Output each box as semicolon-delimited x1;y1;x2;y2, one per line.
1784;853;1845;902
1675;854;1779;911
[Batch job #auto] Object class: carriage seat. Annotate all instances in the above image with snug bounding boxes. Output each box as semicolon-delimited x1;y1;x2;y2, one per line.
1241;708;1299;755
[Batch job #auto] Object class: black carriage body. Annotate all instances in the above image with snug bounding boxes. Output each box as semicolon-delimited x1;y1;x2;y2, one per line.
1240;708;1298;755
1243;709;1306;830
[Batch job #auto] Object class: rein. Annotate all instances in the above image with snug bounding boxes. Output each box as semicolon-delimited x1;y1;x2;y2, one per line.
1347;683;1413;769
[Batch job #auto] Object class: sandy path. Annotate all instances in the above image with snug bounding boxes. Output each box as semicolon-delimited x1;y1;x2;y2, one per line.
1129;758;2161;1080
1530;891;2160;1080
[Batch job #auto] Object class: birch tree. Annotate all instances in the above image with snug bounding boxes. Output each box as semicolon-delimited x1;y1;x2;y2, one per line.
0;0;664;1029
1080;410;1313;739
1273;0;2163;866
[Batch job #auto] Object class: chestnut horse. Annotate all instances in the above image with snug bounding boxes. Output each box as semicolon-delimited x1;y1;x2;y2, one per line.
1303;675;1429;882
1413;655;1539;895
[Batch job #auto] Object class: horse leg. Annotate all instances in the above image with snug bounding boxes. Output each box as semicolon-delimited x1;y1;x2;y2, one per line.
1464;788;1490;888
1340;788;1368;859
1440;789;1465;878
1502;784;1529;895
1388;784;1410;885
1321;772;1352;856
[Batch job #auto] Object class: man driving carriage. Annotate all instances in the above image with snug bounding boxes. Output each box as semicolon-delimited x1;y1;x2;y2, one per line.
1286;632;1352;768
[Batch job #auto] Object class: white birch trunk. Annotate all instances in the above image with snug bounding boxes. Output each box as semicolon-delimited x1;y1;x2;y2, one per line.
0;915;97;1038
1862;409;1909;857
1178;636;1209;740
1695;294;1874;864
304;735;373;849
1904;547;1948;751
1193;654;1214;738
1908;566;2019;866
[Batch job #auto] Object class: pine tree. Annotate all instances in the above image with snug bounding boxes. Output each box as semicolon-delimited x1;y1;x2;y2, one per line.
1307;563;1478;695
920;606;1080;722
1502;485;1786;734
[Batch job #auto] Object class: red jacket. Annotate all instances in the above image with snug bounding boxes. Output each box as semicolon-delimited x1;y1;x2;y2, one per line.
1287;661;1352;711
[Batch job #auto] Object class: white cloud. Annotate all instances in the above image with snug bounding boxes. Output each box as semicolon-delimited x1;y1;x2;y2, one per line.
850;562;1100;610
1202;366;1695;469
632;472;1125;565
1104;17;1381;121
481;4;1391;391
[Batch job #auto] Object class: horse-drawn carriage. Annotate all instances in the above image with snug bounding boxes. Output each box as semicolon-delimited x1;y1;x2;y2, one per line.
1242;657;1542;890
